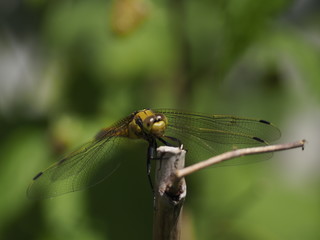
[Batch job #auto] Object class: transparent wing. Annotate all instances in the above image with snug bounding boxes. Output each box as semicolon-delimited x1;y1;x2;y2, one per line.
27;136;124;199
27;113;136;199
155;109;281;166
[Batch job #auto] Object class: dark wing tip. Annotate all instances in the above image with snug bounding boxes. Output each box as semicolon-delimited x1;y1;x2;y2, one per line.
259;119;271;125
252;136;267;144
33;172;43;180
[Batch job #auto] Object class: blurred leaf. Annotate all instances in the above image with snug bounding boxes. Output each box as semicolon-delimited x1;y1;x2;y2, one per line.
0;127;48;234
110;0;150;36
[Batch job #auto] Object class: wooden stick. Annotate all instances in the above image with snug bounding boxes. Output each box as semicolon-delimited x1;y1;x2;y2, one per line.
153;146;187;240
175;139;306;178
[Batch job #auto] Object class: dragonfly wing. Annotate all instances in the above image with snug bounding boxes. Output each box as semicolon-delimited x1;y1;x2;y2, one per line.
27;136;123;199
156;109;281;166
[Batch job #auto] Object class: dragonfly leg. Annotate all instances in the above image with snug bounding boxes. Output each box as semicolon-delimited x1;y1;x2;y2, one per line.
146;136;181;194
147;139;157;193
158;135;182;147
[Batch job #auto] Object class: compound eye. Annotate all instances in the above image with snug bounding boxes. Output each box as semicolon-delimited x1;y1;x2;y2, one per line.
143;116;155;131
156;114;168;124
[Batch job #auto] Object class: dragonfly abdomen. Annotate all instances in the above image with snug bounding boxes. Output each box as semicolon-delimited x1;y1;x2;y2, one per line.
95;127;129;141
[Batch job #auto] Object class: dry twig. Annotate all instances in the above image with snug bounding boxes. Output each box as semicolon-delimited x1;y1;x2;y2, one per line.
152;139;306;240
175;139;306;178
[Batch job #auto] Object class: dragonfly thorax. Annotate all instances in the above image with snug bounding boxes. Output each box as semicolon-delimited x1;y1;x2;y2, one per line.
128;109;168;139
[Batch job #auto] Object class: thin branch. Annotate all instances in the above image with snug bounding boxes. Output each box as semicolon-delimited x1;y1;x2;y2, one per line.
175;139;306;178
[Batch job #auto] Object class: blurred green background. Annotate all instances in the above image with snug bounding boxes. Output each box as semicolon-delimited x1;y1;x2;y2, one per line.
1;0;320;239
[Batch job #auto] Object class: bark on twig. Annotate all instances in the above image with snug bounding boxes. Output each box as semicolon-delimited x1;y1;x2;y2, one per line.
153;146;187;240
175;139;306;178
152;139;306;239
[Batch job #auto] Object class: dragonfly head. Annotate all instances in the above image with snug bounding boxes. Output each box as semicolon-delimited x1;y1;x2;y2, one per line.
129;110;168;138
143;113;168;137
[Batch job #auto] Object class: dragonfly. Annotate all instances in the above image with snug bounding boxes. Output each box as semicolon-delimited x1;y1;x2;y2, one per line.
27;109;281;199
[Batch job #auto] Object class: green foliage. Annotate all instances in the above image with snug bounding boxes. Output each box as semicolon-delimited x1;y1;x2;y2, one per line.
1;0;320;239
